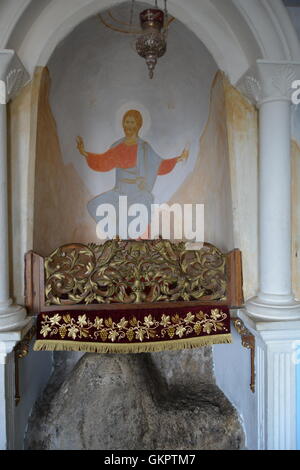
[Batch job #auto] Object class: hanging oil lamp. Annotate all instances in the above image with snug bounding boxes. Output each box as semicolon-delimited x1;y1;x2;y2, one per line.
136;1;168;79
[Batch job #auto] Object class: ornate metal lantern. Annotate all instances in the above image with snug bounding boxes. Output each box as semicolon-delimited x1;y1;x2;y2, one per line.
98;0;171;79
136;8;167;79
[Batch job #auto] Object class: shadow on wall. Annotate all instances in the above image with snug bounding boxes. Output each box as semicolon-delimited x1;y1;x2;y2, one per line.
33;68;97;255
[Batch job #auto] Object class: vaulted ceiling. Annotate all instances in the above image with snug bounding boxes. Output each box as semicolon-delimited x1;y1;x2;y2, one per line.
0;0;299;84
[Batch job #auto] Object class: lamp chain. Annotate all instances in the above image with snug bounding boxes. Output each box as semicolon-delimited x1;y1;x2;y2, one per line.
130;0;135;25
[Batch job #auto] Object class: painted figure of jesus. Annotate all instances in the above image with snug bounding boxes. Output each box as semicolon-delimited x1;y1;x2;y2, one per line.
76;109;189;231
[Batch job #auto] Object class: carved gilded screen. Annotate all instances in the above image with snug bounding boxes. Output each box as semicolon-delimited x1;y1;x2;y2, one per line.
44;240;227;306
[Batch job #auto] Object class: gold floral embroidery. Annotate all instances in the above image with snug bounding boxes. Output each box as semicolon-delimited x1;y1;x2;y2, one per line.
100;330;108;341
108;330;119;342
176;326;186;338
59;326;67;339
78;315;87;328
39;309;229;343
184;312;195;324
168;327;175;339
136;329;145;342
68;326;79;340
160;315;171;327
144;315;154;328
117;317;128;329
203;322;214;335
172;314;180;324
50;314;61;326
126;329;134;341
130;317;138;327
194;322;202;336
211;309;222;320
94;317;104;330
41;325;52;338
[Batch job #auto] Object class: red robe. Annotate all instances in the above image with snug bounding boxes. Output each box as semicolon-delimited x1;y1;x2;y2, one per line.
86;142;178;176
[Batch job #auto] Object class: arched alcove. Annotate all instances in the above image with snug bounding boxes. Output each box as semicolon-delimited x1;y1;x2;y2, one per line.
32;1;235;255
6;0;297;306
3;0;299;450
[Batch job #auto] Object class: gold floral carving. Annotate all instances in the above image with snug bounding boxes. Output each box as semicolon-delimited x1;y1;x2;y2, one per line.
39;309;229;343
44;240;227;306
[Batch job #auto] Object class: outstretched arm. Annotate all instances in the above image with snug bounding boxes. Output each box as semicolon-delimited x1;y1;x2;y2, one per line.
177;147;190;163
158;146;190;176
76;136;121;172
76;136;88;157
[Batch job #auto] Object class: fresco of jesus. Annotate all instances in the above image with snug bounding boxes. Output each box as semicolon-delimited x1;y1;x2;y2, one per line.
76;109;189;228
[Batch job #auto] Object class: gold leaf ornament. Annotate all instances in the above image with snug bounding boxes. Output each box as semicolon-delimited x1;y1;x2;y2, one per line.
44;241;227;306
68;326;79;340
78;314;88;327
194;322;202;336
59;326;67;339
160;315;171;327
94;317;104;330
126;329;135;341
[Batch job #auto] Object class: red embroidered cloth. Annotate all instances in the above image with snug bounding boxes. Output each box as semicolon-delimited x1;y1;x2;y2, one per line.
34;305;232;354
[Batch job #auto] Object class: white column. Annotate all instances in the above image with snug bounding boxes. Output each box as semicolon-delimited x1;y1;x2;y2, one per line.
237;61;300;450
0;100;10;306
259;99;292;304
240;60;300;321
0;50;29;332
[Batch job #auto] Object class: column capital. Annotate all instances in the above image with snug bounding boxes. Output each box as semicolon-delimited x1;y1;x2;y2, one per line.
0;50;29;105
238;60;300;107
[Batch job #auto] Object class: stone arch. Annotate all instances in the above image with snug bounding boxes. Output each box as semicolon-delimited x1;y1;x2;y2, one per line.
1;0;299;83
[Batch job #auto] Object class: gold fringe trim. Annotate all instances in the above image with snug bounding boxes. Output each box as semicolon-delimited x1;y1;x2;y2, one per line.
33;334;232;354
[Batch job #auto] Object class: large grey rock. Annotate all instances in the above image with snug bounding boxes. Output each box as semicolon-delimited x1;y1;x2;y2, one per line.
25;352;244;450
150;347;214;387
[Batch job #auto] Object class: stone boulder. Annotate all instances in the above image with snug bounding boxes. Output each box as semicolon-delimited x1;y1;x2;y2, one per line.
25;352;244;450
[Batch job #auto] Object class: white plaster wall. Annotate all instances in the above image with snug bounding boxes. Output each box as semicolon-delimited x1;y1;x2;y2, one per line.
213;326;257;450
213;80;259;450
286;6;300;40
14;346;52;450
47;2;218;207
224;81;258;301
